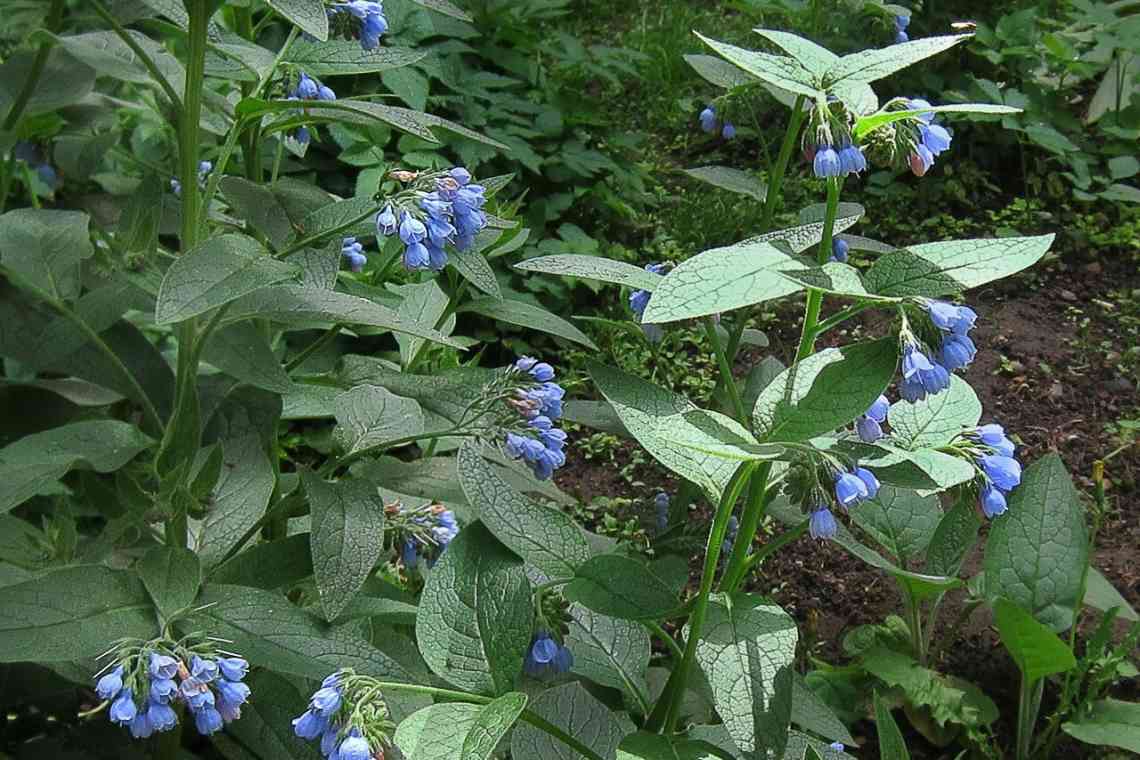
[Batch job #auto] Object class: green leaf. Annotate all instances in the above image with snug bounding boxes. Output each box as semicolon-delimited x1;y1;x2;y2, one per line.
449;246;502;299
0;566;153;661
514;255;663;291
684;53;758;89
416;523;532;695
203;321;294;393
138;546;201;620
777;262;882;300
395;703;484;760
285;39;426;75
695;32;819;97
187;583;417;681
289;197;378;247
281;383;341;420
43;30;185;95
851;486;941;564
459;297;597;349
197;434;275;567
210;534;313;590
589;362;755;500
873;691;910;760
266;0;328;41
853;103;1021;139
304;473;386;622
0;49;94;117
994;598;1076;682
219;176;296;251
923;496;981;578
983;453;1089;632
1100;183;1140;203
887;376;980;449
791;674;856;746
863;234;1055;298
1083;567;1139;622
456;443;589;578
683;166;768;200
752;338;899;442
566;605;652;713
155;234;298;324
0;420;152;514
835;439;976;493
691;593;797;759
563;554;678;620
0;208;92;302
752;29;838;80
617;732;725;760
510;682;625;760
1062;699;1140;754
861;647;998;730
408;0;473;22
383;66;430;110
332;385;424;456
225;286;462;347
824;34;970;86
223;670;323;759
461;692;528;760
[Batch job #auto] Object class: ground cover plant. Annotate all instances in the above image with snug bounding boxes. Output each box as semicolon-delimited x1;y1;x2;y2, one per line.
0;1;1137;760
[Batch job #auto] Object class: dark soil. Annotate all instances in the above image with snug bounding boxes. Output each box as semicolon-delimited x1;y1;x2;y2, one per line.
554;249;1140;758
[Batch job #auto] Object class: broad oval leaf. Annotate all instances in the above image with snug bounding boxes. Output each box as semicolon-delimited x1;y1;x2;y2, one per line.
563;553;678;620
461;692;528;760
0;208;92;302
395;703;484;760
1062;699;1140;755
198;434;275;568
824;34;971;86
284;39;426;75
695;32;820;97
752;29;838;80
266;0;328;41
683;166;768;201
888;375;981;450
510;682;625;760
333;385;424;456
514;255;663;291
850;486;942;564
567;605;652;714
459;297;597;349
994;598;1076;683
138;546;201;621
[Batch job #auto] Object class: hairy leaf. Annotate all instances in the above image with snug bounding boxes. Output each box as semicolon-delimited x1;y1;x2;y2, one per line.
510;682;625;760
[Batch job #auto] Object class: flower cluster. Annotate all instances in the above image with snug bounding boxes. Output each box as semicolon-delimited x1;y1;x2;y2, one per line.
965;424;1021;518
341;237;367;272
811;465;880;540
328;1;389;51
286;71;336;145
524;630;574;678
386;500;460;568
96;642;250;739
802;102;866;179
13;141;60;191
698;105;736;139
172;160;212;197
829;238;849;263
503;357;568;480
893;14;910;43
856;394;889;443
375;167;488;272
654;491;670;533
629;262;668;343
294;671;395;760
899;300;977;403
904;98;952;177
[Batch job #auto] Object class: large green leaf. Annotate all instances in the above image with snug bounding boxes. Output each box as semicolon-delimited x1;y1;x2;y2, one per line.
923;496;981;578
332;385;424;456
514;255;663;291
0;208;92;303
0;420;152;514
752;338;898;442
155;234;298;324
873;691;910;760
395;703;484;760
219;176;296;251
43;30;185;95
616;732;724;760
589;362;756;500
197;434;275;567
449;246;501;299
566;605;652;713
887;376;980;450
851;486;941;564
456;443;589;579
459;297;597;349
823;34;970;86
304;474;385;622
563;554;678;620
994;598;1076;682
1063;699;1140;754
695;32;819;97
461;692;528;760
0;566;154;661
284;39;426;75
791;674;856;746
684;53;758;89
683;166;768;201
854;103;1022;139
860;647;998;731
266;0;328;40
210;535;313;590
691;593;797;759
752;29;838;80
138;546;201;621
416;523;532;695
835;439;976;493
510;682;625;760
202;321;294;393
863;235;1055;298
983;453;1089;632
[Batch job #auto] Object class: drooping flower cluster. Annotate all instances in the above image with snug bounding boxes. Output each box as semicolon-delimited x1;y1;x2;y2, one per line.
524;630;574;678
95;640;250;739
802;102;866;179
327;1;389;51
294;670;396;760
374;167;488;272
13;141;61;191
698;105;736;139
654;491;670;533
964;424;1021;518
285;71;336;146
385;499;460;569
893;14;910;43
809;464;880;540
341;237;367;272
829;238;849;263
172;160;213;197
856;394;889;443
903;98;952;177
899;300;977;403
503;357;568;480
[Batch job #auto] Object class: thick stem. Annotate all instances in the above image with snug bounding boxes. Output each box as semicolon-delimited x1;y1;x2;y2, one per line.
704;318;747;422
658;463;756;734
904;591;926;666
794;177;841;361
719;463;772;593
1015;675;1043;760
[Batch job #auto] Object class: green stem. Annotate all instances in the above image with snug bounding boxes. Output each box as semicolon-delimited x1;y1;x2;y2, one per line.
321;428;465;477
645;621;684;662
736;521;808;579
658;463;756;734
904;591;926;666
1015;675;1043;760
794;177;841;361
719;463;773;593
1;0;66;131
704;318;747;422
286;325;341;373
91;0;183;111
811;301;873;338
279;205;382;259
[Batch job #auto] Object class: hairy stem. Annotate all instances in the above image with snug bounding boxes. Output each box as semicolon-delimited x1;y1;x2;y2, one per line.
794;177;841;361
719;463;773;592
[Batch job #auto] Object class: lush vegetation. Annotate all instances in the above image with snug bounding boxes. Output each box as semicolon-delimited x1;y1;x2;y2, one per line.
0;1;1136;759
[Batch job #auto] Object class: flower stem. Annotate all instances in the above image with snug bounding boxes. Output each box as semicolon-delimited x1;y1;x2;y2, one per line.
703;318;747;423
794;177;841;361
718;463;773;593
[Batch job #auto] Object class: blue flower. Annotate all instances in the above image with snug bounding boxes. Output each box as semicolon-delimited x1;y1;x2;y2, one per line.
813;146;842;178
630;289;651;317
295;72;319;100
721;122;736;139
856;415;883;442
194;706;224;735
979;454;1021;492
525;632;573;677
908;98;936;123
398;212;426;244
867;394;889;422
939;333;976;371
321;725;341;756
902;343;934;379
953;306;978;335
830;238;849;263
149;653;180;681
129;711;153;739
921;123;952;155
895;30;909;43
403;241;430;270
854;467;880;499
837;143;867;175
895;14;910;30
293;709;328;740
191;655;219;683
294;125;311;146
216;657;248;682
339;727;372;760
900;344;950;401
927;301;963;331
215;679;251;712
402;537;419;569
450;167;472;185
375;204;398;236
980;484;1007;518
110;688;138;725
908;143;934;176
317;84;337;101
810;507;838;539
835;471;869;507
96;665;124;700
655;492;670;532
553;645;574;673
974;423;1016;457
699;106;717;133
432;509;459;546
146;700;179;732
150;677;178;704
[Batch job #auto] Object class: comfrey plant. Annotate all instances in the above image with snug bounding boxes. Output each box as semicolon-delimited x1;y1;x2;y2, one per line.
0;5;1134;760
